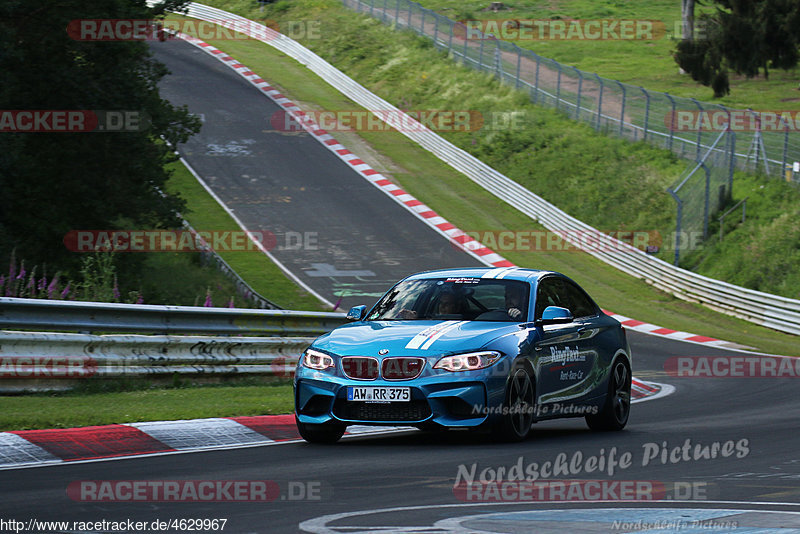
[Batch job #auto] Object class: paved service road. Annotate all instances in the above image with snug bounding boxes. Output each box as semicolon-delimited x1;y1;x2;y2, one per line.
151;38;483;310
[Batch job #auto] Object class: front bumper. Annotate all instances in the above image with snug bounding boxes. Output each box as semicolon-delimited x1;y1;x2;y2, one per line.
294;374;490;428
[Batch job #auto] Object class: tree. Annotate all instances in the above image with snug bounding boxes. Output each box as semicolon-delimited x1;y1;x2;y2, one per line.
674;0;800;97
0;0;200;276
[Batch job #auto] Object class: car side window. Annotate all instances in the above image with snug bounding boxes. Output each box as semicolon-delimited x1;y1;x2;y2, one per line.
534;278;563;320
561;279;599;319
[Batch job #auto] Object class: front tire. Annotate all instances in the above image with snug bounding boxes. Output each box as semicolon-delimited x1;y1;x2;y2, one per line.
295;415;346;444
494;362;536;442
586;358;631;431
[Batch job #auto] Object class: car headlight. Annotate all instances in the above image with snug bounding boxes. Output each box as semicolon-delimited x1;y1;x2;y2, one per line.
433;351;501;372
302;348;335;370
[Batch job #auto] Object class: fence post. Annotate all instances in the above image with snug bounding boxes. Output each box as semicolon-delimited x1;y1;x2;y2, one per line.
616;81;626;137
665;93;676;151
382;0;388;22
407;2;412;29
420;7;425;34
515;45;522;90
494;42;502;80
573;67;582;121
595;73;604;130
668;189;682;266
395;0;401;24
369;0;374;17
432;11;438;45
782;115;790;180
702;162;710;239
448;18;454;53
478;36;485;71
640;87;650;141
533;54;541;104
462;23;469;66
555;62;563;111
691;98;704;161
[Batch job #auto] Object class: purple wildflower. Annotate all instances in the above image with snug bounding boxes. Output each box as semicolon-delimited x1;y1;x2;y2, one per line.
135;293;144;304
204;291;213;307
38;276;47;291
60;282;71;299
227;296;235;308
47;276;59;299
113;276;120;301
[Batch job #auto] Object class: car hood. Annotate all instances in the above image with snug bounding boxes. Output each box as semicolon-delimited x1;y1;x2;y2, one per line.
313;320;523;357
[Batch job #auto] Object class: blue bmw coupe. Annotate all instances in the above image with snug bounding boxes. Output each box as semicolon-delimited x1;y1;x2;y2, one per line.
294;267;631;443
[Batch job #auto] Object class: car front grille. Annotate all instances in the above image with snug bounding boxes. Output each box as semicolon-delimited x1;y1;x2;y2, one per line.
381;357;425;380
341;357;379;380
333;398;432;422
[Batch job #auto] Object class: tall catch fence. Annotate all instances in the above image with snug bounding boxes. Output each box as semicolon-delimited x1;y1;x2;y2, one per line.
343;0;800;182
667;130;736;265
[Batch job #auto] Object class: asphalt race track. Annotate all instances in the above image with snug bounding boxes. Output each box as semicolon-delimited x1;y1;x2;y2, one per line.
1;331;799;532
149;38;484;311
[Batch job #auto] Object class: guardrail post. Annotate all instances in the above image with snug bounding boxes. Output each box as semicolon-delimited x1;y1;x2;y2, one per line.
665;93;676;151
617;81;626;137
640;87;650;141
573;67;582;121
594;73;604;130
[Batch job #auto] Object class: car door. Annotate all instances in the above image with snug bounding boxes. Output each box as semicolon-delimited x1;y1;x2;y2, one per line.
533;277;598;406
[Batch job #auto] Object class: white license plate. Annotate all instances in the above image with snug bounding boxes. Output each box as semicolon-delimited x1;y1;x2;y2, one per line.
347;386;410;402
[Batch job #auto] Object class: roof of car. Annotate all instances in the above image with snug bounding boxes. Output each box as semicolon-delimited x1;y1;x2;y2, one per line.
404;267;552;283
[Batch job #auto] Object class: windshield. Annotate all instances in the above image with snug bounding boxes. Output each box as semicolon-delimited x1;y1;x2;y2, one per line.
367;277;530;322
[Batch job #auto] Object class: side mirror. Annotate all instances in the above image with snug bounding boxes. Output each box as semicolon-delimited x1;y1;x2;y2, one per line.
537;306;573;325
346;305;367;322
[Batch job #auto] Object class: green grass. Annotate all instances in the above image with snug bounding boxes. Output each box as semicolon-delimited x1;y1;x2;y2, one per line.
407;0;800;110
165;161;326;311
0;380;293;431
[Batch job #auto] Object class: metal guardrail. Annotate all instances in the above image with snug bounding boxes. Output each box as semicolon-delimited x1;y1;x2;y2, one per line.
161;3;800;336
0;330;312;393
0;297;346;335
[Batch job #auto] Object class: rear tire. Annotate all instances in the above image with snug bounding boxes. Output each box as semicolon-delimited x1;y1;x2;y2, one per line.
494;362;536;442
586;358;631;431
295;415;346;444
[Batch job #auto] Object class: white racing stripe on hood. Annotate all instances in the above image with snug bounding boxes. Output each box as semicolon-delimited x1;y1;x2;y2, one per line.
405;321;468;350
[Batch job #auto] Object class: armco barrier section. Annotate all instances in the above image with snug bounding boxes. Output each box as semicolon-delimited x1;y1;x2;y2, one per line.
0;297;347;335
165;2;800;336
0;330;311;393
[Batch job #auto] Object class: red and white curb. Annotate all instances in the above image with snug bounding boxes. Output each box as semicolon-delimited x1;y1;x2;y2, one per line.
0;385;666;470
602;310;752;351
